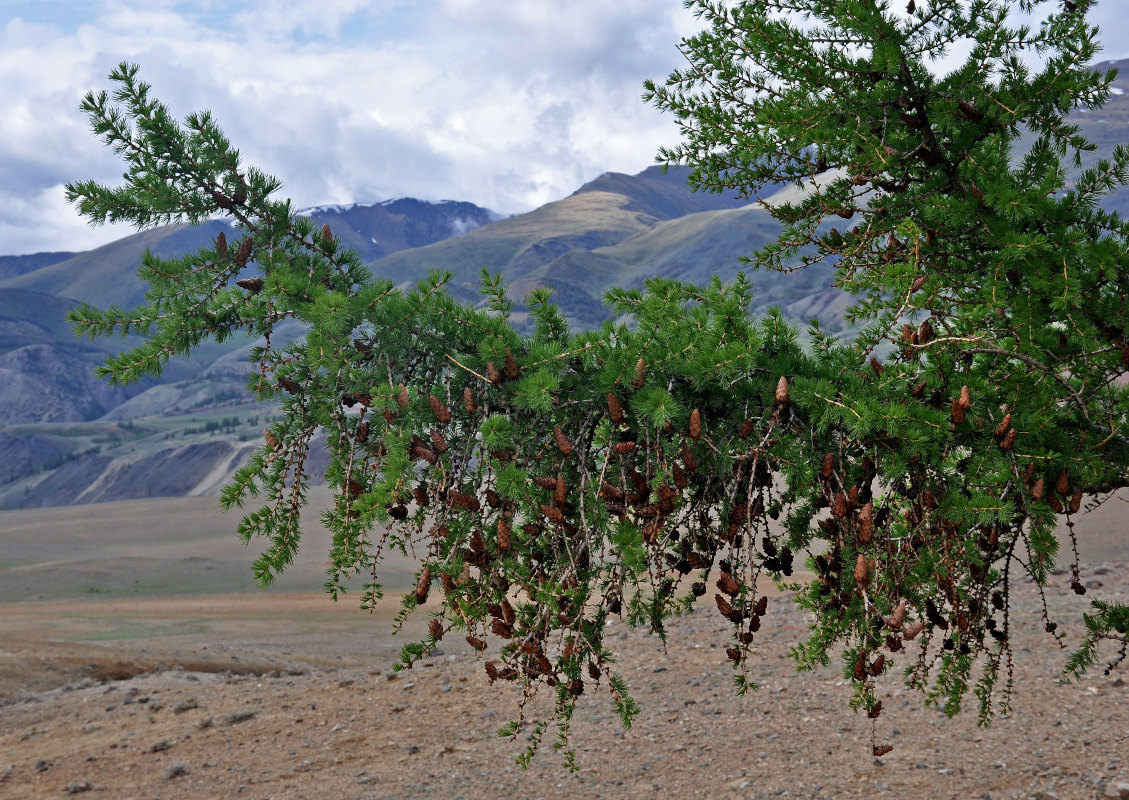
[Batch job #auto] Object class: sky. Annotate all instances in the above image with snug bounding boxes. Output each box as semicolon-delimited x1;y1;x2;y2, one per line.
2;0;1128;256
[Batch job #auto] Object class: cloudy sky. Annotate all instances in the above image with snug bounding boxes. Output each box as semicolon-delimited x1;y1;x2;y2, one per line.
2;0;1128;256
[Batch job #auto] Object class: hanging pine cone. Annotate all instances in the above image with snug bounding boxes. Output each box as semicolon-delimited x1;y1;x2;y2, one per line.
672;463;688;489
354;421;369;443
430;428;448;453
503;349;519;380
739;419;755;438
465;636;487;651
264;429;279;450
995;412;1012;438
235;237;253;268
1001;428;1017;450
903;620;924;640
236;275;263;294
682;441;697;473
867;700;884;719
716;572;741;596
555;475;567;504
413;485;429;507
951;397;966;424
613;441;636;455
320;223;332;247
755;596;768;616
608;393;624;424
853;652;868;681
1031;477;1045;500
496;518;511;551
463;386;477;414
600;482;624;501
413;445;438;464
490;619;513;639
451;491;481;512
889;600;906;630
820;452;834;479
689;408;702;441
1056;470;1069;495
869;653;886;676
858;502;874;544
532;476;558;490
388;505;409;520
428;618;443;640
854;553;868;585
215;231;227;257
832;492;848;519
415;566;431;603
715;593;735;619
540;504;564;522
553;426;573;456
775;376;789;406
429;394;451;424
910;275;927;293
486;362;501;385
959;385;971;410
1070;487;1083;514
631;358;646;388
277;376;300;394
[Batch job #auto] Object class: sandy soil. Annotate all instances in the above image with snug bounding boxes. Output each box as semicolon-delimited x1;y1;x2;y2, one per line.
0;567;1126;800
1;496;1128;799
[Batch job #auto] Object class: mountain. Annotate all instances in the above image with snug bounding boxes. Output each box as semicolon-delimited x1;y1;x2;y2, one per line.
5;75;1129;510
0;251;77;282
0;168;837;510
0;197;501;508
0;199;499;310
363;166;764;324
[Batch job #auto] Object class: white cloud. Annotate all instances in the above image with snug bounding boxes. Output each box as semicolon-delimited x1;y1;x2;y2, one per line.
0;1;698;254
1;0;1127;255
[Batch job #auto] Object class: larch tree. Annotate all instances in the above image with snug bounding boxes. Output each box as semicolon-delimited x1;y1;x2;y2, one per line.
66;0;1129;765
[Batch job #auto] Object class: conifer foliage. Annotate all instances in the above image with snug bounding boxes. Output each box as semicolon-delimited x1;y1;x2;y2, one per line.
67;0;1129;765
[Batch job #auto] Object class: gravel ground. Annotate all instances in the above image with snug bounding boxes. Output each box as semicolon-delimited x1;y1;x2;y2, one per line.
1;563;1127;800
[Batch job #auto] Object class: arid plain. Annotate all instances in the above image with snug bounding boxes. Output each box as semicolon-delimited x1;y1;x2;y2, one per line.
1;489;1126;799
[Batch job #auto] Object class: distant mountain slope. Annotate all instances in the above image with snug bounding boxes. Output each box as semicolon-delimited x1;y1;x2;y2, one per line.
306;198;499;261
0;199;499;309
571;164;757;218
0;251;76;282
367;189;661;305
